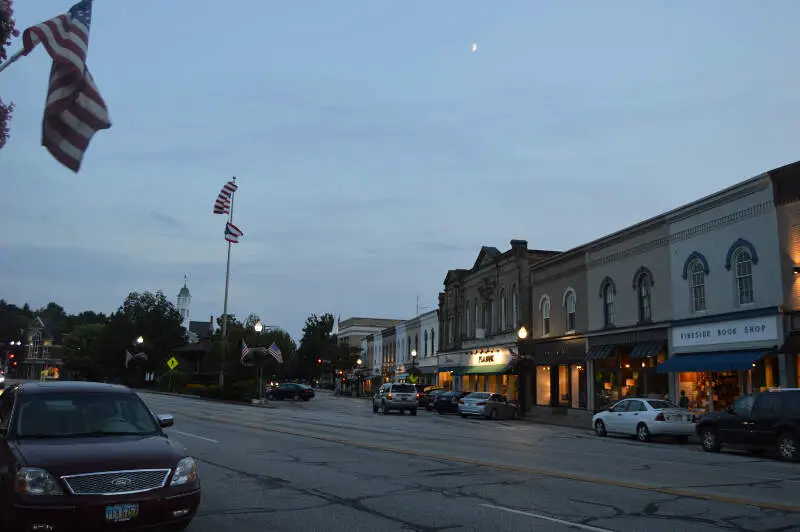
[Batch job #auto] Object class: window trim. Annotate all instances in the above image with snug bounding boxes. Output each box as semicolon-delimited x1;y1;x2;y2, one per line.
540;295;551;336
563;288;577;332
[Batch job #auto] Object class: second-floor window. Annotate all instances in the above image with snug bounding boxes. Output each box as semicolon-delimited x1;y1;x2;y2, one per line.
423;330;428;356
602;280;616;327
541;296;551;335
499;289;507;330
564;290;576;332
512;284;519;328
689;261;706;312
735;249;754;305
637;273;652;323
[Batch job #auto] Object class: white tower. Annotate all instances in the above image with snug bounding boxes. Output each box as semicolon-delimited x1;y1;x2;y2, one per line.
177;275;191;331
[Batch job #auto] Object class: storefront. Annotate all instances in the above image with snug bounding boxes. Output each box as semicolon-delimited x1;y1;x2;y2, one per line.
659;314;782;412
586;329;669;412
526;338;587;409
453;348;519;402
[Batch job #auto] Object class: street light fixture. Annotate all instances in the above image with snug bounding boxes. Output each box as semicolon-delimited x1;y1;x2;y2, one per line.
517;326;528;340
356;358;362;366
254;321;264;333
135;336;144;345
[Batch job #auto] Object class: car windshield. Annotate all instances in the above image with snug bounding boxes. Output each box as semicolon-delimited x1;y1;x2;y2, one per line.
14;392;160;439
647;400;681;410
392;384;416;393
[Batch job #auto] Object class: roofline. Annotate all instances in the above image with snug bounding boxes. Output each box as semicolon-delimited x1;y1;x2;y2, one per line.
531;164;777;271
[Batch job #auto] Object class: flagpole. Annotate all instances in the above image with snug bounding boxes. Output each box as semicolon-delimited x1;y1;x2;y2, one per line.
0;49;25;75
219;176;236;386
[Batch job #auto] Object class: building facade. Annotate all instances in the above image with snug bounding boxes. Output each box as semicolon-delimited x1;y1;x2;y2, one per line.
416;310;439;385
436;240;560;409
659;163;800;411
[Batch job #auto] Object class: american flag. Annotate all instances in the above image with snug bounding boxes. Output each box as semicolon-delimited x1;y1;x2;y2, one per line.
21;0;111;172
267;342;283;364
124;350;147;368
213;179;237;214
224;221;244;244
240;340;249;361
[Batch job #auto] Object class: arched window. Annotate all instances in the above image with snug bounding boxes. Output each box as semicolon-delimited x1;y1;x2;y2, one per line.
499;289;507;330
465;300;471;338
601;280;616;327
734;249;754;305
423;329;428;356
637;273;653;323
474;298;479;335
689;261;706;312
511;285;519;328
564;290;576;332
430;328;435;354
541;296;551;335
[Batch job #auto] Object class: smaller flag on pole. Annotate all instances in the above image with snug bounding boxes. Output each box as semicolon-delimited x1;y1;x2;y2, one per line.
267;342;283;364
124;350;147;368
240;340;249;362
225;222;244;243
213;179;237;214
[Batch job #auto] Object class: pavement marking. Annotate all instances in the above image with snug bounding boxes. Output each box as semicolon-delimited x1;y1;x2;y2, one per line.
480;504;614;531
169;429;220;444
181;413;800;514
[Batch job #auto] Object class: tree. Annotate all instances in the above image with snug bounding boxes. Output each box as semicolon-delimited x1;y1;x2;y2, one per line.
0;0;19;150
63;323;107;380
296;313;341;379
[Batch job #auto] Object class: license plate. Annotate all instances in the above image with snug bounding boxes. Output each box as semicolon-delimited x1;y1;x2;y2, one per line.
105;503;139;523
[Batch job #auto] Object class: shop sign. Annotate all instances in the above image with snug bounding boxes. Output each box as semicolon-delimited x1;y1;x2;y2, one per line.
470;349;511;366
671;316;778;349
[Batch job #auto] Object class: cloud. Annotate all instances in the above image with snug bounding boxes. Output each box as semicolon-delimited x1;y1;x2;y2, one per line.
149;211;184;232
411;241;474;254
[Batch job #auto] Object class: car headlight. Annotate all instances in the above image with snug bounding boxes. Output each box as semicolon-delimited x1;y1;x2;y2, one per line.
15;468;64;495
170;457;198;486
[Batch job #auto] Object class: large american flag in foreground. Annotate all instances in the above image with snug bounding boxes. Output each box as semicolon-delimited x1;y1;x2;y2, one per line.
22;0;111;172
213;179;238;214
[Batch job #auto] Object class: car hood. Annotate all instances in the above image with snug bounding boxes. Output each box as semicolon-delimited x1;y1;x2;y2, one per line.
11;434;186;476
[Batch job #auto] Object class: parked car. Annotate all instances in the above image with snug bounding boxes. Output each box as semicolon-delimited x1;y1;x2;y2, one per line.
0;381;201;531
433;391;468;414
593;397;695;443
266;382;315;401
695;388;800;461
373;383;419;415
423;388;448;410
458;393;520;419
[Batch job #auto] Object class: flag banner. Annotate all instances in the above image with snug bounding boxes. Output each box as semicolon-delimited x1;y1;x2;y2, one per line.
267;342;283;364
124;350;147;368
240;340;249;361
213;179;237;214
224;221;243;243
22;0;111;172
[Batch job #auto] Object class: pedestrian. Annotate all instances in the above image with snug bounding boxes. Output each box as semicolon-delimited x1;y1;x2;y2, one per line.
679;390;690;409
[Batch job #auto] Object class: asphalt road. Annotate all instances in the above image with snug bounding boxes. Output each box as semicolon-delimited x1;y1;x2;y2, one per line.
137;390;800;532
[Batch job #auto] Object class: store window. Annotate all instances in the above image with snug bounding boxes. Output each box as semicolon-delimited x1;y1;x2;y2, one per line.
678;371;742;412
558;365;570;405
571;364;586;408
536;366;551;405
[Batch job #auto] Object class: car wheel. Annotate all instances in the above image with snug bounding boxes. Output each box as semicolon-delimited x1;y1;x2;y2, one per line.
594;420;607;437
488;409;497;420
302;397;310;401
170;518;193;530
460;413;467;418
437;409;444;415
636;423;651;442
381;402;388;415
410;409;418;416
512;410;519;420
700;427;721;452
777;432;798;462
293;393;300;400
372;403;378;413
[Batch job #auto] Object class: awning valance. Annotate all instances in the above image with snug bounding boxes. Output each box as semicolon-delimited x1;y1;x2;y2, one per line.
657;350;770;373
453;363;513;376
630;340;664;359
586;345;613;360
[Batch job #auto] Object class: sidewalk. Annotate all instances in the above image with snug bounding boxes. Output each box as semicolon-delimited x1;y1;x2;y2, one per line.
135;388;275;408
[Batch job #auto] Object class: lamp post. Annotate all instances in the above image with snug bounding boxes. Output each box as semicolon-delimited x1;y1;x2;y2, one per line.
253;321;264;400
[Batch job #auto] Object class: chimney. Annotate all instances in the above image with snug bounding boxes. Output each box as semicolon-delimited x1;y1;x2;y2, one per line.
510;239;528;252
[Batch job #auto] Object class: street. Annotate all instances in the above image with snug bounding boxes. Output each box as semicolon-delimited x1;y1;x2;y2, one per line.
138;390;800;532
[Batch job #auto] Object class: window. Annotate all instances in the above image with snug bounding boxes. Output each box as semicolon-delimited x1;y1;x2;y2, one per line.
430;329;435;354
536;367;551;405
489;299;495;333
541;297;551;335
482;302;488;331
474;298;479;334
689;261;706;312
564;290;576;332
637;273;652;323
499;289;507;330
511;285;519;328
603;281;616;327
732;394;755;417
423;330;428;356
735;249;754;305
465;300;471;337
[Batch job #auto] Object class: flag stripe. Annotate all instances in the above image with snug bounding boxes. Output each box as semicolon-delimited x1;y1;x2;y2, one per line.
213;179;236;214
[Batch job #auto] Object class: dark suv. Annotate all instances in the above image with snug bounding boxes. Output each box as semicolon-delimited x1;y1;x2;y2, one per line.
696;389;799;461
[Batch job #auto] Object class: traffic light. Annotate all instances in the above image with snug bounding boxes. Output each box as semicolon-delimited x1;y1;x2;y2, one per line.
316;358;322;364
8;354;14;360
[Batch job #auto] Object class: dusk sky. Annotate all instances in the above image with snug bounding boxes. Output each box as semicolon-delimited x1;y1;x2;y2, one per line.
2;1;800;340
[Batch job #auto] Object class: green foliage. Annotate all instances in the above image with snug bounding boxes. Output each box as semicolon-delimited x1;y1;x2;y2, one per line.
63;323;107;380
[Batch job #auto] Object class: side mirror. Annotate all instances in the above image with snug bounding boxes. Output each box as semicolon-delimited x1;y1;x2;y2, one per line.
156;414;174;428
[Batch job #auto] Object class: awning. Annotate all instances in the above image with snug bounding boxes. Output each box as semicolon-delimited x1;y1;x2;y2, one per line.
629;340;664;359
437;367;458;373
418;366;436;375
454;363;512;376
657;350;770;373
586;345;613;360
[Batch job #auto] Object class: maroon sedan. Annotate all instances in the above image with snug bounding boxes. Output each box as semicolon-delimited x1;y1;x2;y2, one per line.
0;381;201;531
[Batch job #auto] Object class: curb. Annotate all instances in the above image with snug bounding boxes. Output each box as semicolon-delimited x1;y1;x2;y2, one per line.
135;389;275;408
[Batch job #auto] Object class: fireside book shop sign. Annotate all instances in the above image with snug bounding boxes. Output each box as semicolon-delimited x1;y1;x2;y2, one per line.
671;316;779;349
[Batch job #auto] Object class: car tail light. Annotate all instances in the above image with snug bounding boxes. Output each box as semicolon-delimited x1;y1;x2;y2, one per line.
387;393;392;400
654;413;666;421
476;402;486;406
458;400;464;404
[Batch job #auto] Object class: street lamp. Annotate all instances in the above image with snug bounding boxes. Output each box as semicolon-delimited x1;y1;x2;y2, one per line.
135;336;144;345
254;321;264;333
356;358;362;366
517;326;528;340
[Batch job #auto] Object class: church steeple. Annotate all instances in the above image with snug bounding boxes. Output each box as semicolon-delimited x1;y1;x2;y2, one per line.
177;275;191;330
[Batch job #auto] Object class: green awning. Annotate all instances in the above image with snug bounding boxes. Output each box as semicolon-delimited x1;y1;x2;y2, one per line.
454;363;512;376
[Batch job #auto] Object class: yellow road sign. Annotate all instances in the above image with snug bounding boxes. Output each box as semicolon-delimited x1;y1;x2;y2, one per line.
166;356;179;371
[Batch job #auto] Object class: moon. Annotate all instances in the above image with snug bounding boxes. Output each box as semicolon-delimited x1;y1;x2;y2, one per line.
472;43;478;52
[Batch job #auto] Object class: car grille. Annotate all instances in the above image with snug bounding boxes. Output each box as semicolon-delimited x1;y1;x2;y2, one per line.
61;468;171;495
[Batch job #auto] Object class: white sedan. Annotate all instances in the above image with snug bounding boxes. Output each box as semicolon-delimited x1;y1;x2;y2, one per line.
593;397;695;443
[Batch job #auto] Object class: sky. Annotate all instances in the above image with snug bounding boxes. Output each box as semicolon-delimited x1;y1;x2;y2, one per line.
2;1;800;340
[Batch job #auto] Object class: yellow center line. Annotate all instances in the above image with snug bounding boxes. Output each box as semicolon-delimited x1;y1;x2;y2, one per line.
181;412;800;514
